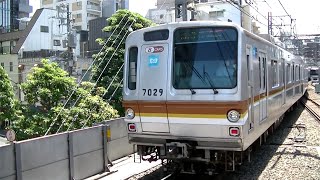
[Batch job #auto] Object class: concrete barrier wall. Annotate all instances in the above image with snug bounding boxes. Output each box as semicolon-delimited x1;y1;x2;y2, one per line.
103;118;134;161
0;118;133;180
0;144;15;180
19;133;69;180
72;126;104;180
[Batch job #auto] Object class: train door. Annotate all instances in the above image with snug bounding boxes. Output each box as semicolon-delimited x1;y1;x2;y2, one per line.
259;52;267;122
138;44;170;133
246;46;254;131
282;58;286;105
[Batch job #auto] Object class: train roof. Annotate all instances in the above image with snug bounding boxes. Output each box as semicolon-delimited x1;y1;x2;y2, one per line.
127;21;303;64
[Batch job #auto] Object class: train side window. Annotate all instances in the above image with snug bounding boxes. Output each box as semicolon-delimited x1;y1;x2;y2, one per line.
263;57;266;90
258;57;261;89
292;64;294;82
295;65;299;81
286;63;291;83
299;66;302;80
271;60;278;87
247;55;250;81
128;47;138;90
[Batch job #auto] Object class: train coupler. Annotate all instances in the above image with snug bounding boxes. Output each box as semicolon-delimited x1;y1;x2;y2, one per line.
165;142;190;159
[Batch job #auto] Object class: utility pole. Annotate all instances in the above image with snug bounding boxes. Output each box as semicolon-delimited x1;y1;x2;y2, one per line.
66;4;74;76
175;0;188;21
56;3;75;76
268;12;273;35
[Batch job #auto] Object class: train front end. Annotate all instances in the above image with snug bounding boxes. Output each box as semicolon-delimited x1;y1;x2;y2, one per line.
122;22;248;167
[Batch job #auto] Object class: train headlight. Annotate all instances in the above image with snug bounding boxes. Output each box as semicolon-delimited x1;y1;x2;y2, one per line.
125;108;135;119
227;110;240;122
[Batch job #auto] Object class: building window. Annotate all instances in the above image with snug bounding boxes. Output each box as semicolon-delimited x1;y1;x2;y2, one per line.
76;14;82;18
53;40;61;46
10;62;13;72
160;14;164;19
116;2;119;11
77;1;81;6
1;62;4;68
74;26;81;30
209;10;224;18
40;26;49;33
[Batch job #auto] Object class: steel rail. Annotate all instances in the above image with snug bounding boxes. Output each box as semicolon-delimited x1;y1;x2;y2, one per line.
301;98;320;124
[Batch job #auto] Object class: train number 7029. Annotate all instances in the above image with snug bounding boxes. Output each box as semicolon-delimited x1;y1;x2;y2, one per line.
142;89;163;96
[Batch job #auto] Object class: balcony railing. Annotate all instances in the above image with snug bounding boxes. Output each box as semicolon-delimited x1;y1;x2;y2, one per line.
87;4;101;11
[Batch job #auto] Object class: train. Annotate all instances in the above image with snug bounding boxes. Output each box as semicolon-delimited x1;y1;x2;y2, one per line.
122;21;308;174
308;66;319;84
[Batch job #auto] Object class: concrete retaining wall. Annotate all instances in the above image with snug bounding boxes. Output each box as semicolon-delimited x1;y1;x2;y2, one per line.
0;118;133;180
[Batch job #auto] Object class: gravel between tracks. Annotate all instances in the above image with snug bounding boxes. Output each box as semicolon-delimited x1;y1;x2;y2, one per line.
235;87;320;180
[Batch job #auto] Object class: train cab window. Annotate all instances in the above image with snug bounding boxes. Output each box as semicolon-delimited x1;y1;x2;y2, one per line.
173;27;237;89
128;47;138;90
271;60;278;87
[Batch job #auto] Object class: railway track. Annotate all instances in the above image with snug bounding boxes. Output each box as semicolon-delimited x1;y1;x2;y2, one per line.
301;97;320;124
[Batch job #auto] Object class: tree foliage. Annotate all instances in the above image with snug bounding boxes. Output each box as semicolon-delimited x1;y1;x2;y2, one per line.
12;59;119;140
92;9;154;115
21;59;76;111
0;66;18;128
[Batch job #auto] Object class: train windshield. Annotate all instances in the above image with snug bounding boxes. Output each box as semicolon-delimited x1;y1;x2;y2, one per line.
173;27;237;89
310;69;319;75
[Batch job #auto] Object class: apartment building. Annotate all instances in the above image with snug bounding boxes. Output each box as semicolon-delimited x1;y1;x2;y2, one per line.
41;0;128;31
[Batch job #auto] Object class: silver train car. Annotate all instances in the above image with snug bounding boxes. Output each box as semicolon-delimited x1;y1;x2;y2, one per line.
122;21;308;173
308;66;319;83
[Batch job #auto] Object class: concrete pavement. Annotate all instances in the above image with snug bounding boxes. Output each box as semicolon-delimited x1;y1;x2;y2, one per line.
86;154;162;180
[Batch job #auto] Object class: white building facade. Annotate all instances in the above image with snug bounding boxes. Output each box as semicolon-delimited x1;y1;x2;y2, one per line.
146;0;261;34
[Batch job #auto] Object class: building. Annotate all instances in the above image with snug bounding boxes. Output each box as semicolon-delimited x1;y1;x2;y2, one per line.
102;0;128;17
146;0;261;34
0;0;32;33
41;0;128;31
0;8;69;101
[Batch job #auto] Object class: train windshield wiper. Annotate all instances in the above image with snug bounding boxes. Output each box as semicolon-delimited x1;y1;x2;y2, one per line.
203;66;219;94
183;61;207;95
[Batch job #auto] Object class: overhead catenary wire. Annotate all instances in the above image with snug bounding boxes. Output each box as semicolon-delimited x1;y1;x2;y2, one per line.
277;0;291;19
45;12;132;135
56;22;132;133
64;0;172;131
49;0;173;134
225;0;268;27
68;69;124;131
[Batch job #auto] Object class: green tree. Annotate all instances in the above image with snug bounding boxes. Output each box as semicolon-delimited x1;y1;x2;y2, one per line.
92;9;154;115
12;59;119;140
21;59;76;112
0;65;18;128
